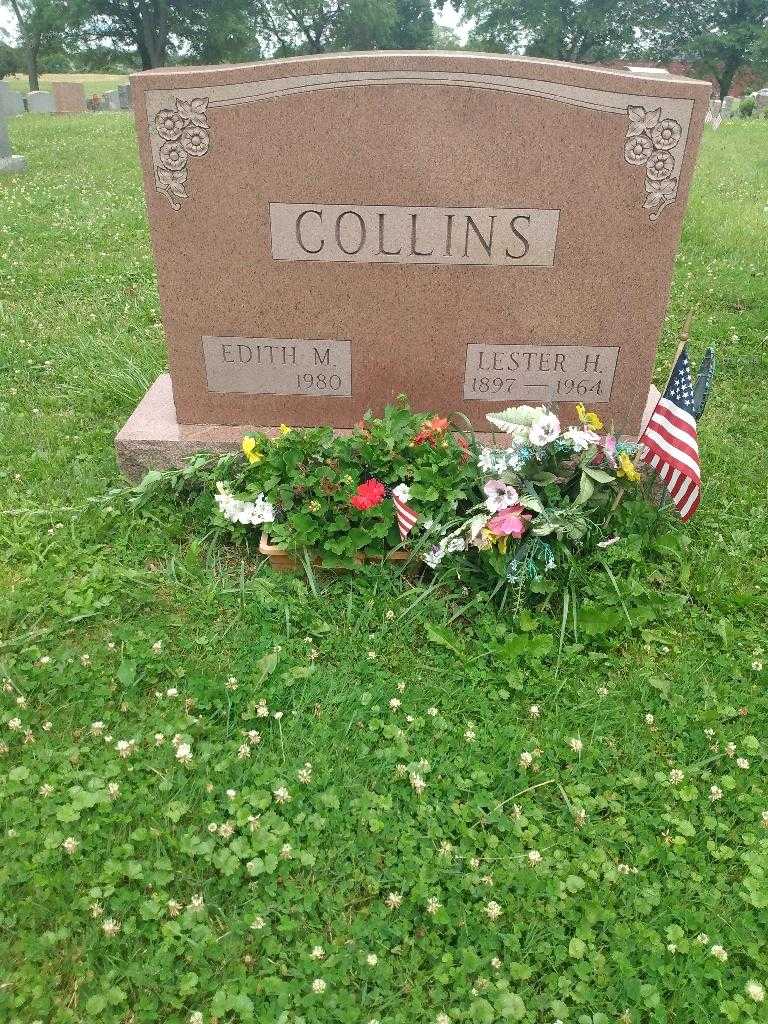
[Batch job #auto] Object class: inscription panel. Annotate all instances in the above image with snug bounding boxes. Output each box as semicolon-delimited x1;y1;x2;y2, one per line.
203;336;351;397
464;344;619;403
270;204;560;267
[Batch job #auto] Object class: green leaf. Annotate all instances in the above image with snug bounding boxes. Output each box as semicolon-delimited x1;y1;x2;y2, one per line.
470;997;495;1023
498;992;527;1020
569;937;587;959
117;659;137;686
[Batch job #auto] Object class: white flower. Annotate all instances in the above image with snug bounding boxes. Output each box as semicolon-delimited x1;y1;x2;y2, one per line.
745;981;765;1003
410;773;426;795
175;742;192;764
116;739;135;758
464;726;476;742
527;849;542;866
737;757;750;769
154;733;165;745
427;706;438;717
761;810;768;828
426;896;442;915
478;447;501;473
568;737;583;753
189;1013;204;1024
752;660;763;671
491;957;502;970
366;953;378;966
39;783;54;797
389;697;401;710
311;945;325;959
710;944;728;962
644;713;654;725
108;782;120;799
392;483;411;502
444;536;466;553
311;978;327;994
669;769;684;784
297;762;313;784
519;751;533;768
484;900;502;920
529;704;540;719
101;918;121;937
7;718;22;731
273;786;291;804
152;641;163;653
483;479;520;513
385;891;403;909
62;836;79;855
528;411;561;447
709;785;723;802
188;893;204;912
215;483;276;526
423;542;447;569
725;742;736;757
238;743;251;759
563;425;600;451
436;1013;451;1024
694;932;709;945
250;915;265;929
90;721;105;736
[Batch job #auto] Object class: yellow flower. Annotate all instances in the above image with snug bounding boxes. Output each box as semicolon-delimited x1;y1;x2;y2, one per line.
482;528;508;554
242;436;264;465
576;403;604;430
617;452;640;482
278;423;292;437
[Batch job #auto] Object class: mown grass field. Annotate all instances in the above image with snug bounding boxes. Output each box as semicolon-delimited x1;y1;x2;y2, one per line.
1;113;767;1024
4;72;129;96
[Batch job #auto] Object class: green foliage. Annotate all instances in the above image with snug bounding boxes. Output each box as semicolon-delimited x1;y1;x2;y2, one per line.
740;96;757;118
1;104;768;1024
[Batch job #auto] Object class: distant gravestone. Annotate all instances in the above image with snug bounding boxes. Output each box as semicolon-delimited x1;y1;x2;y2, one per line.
722;95;736;118
755;90;768;111
26;90;55;114
52;82;86;114
0;116;27;174
0;83;25;118
118;84;132;110
117;52;710;478
104;90;120;111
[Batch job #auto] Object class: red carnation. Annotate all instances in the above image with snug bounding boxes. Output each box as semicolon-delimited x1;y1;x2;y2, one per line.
350;478;386;510
411;415;450;447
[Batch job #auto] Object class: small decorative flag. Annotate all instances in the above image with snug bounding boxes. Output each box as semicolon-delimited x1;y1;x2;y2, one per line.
712;113;722;130
392;484;417;540
640;346;701;522
704;109;712;124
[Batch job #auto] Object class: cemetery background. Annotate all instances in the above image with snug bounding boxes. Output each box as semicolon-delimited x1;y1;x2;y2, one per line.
2;71;768;1024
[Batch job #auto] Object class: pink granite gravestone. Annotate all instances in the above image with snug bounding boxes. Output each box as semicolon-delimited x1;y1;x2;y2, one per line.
52;83;86;114
117;52;710;479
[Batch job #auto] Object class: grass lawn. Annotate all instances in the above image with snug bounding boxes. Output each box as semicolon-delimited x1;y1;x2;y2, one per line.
1;113;768;1024
4;72;129;96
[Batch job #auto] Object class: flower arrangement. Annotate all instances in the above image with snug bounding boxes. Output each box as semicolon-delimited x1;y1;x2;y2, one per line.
209;398;647;582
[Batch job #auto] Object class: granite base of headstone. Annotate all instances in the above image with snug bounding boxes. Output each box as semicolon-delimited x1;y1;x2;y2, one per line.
0;83;25;118
26;90;55;114
0;117;27;174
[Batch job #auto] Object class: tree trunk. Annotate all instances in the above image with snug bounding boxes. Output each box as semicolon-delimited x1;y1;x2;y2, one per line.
26;42;40;92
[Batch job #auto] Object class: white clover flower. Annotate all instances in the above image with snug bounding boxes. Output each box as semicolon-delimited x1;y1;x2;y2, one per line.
311;978;327;994
669;769;684;784
389;697;401;710
464;726;476;742
519;751;534;768
62;836;79;855
108;783;120;799
644;713;654;726
188;893;204;912
219;822;235;839
694;932;709;945
736;757;750;769
311;944;325;959
527;849;542;866
427;706;438;717
409;773;426;795
189;1013;203;1024
273;786;291;804
385;891;403;909
436;1013;451;1024
116;739;135;758
7;718;22;731
709;785;723;802
90;902;103;918
491;956;502;970
745;981;765;1003
761;810;768;828
529;705;540;719
297;762;313;784
226;788;236;799
725;742;736;757
152;641;163;653
250;915;265;929
175;742;192;765
237;743;251;759
710;944;728;962
366;953;378;966
484;900;502;921
39;783;54;797
167;899;182;917
568;737;583;753
752;660;763;672
101;918;121;937
426;896;442;915
166;687;178;697
154;733;165;745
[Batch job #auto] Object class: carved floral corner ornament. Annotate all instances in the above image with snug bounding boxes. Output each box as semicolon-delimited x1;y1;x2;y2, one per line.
152;97;210;210
623;105;683;222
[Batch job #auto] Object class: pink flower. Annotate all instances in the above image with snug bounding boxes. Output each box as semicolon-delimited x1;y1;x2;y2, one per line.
600;435;617;467
487;504;530;539
483;479;519;513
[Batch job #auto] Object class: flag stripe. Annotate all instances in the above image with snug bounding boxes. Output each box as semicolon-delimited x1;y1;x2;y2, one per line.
642;432;701;482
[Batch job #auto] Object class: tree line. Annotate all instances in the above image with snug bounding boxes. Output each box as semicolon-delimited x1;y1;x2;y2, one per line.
1;0;766;99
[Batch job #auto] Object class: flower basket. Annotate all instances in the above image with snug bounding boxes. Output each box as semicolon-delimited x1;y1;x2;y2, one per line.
258;533;412;573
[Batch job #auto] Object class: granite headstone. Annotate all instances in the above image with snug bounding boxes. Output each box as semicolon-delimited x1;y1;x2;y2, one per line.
52;82;86;114
117;52;710;478
0;116;27;173
26;90;56;114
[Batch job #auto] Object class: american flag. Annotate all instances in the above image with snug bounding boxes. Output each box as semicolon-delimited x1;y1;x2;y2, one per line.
640;347;701;521
392;485;417;540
